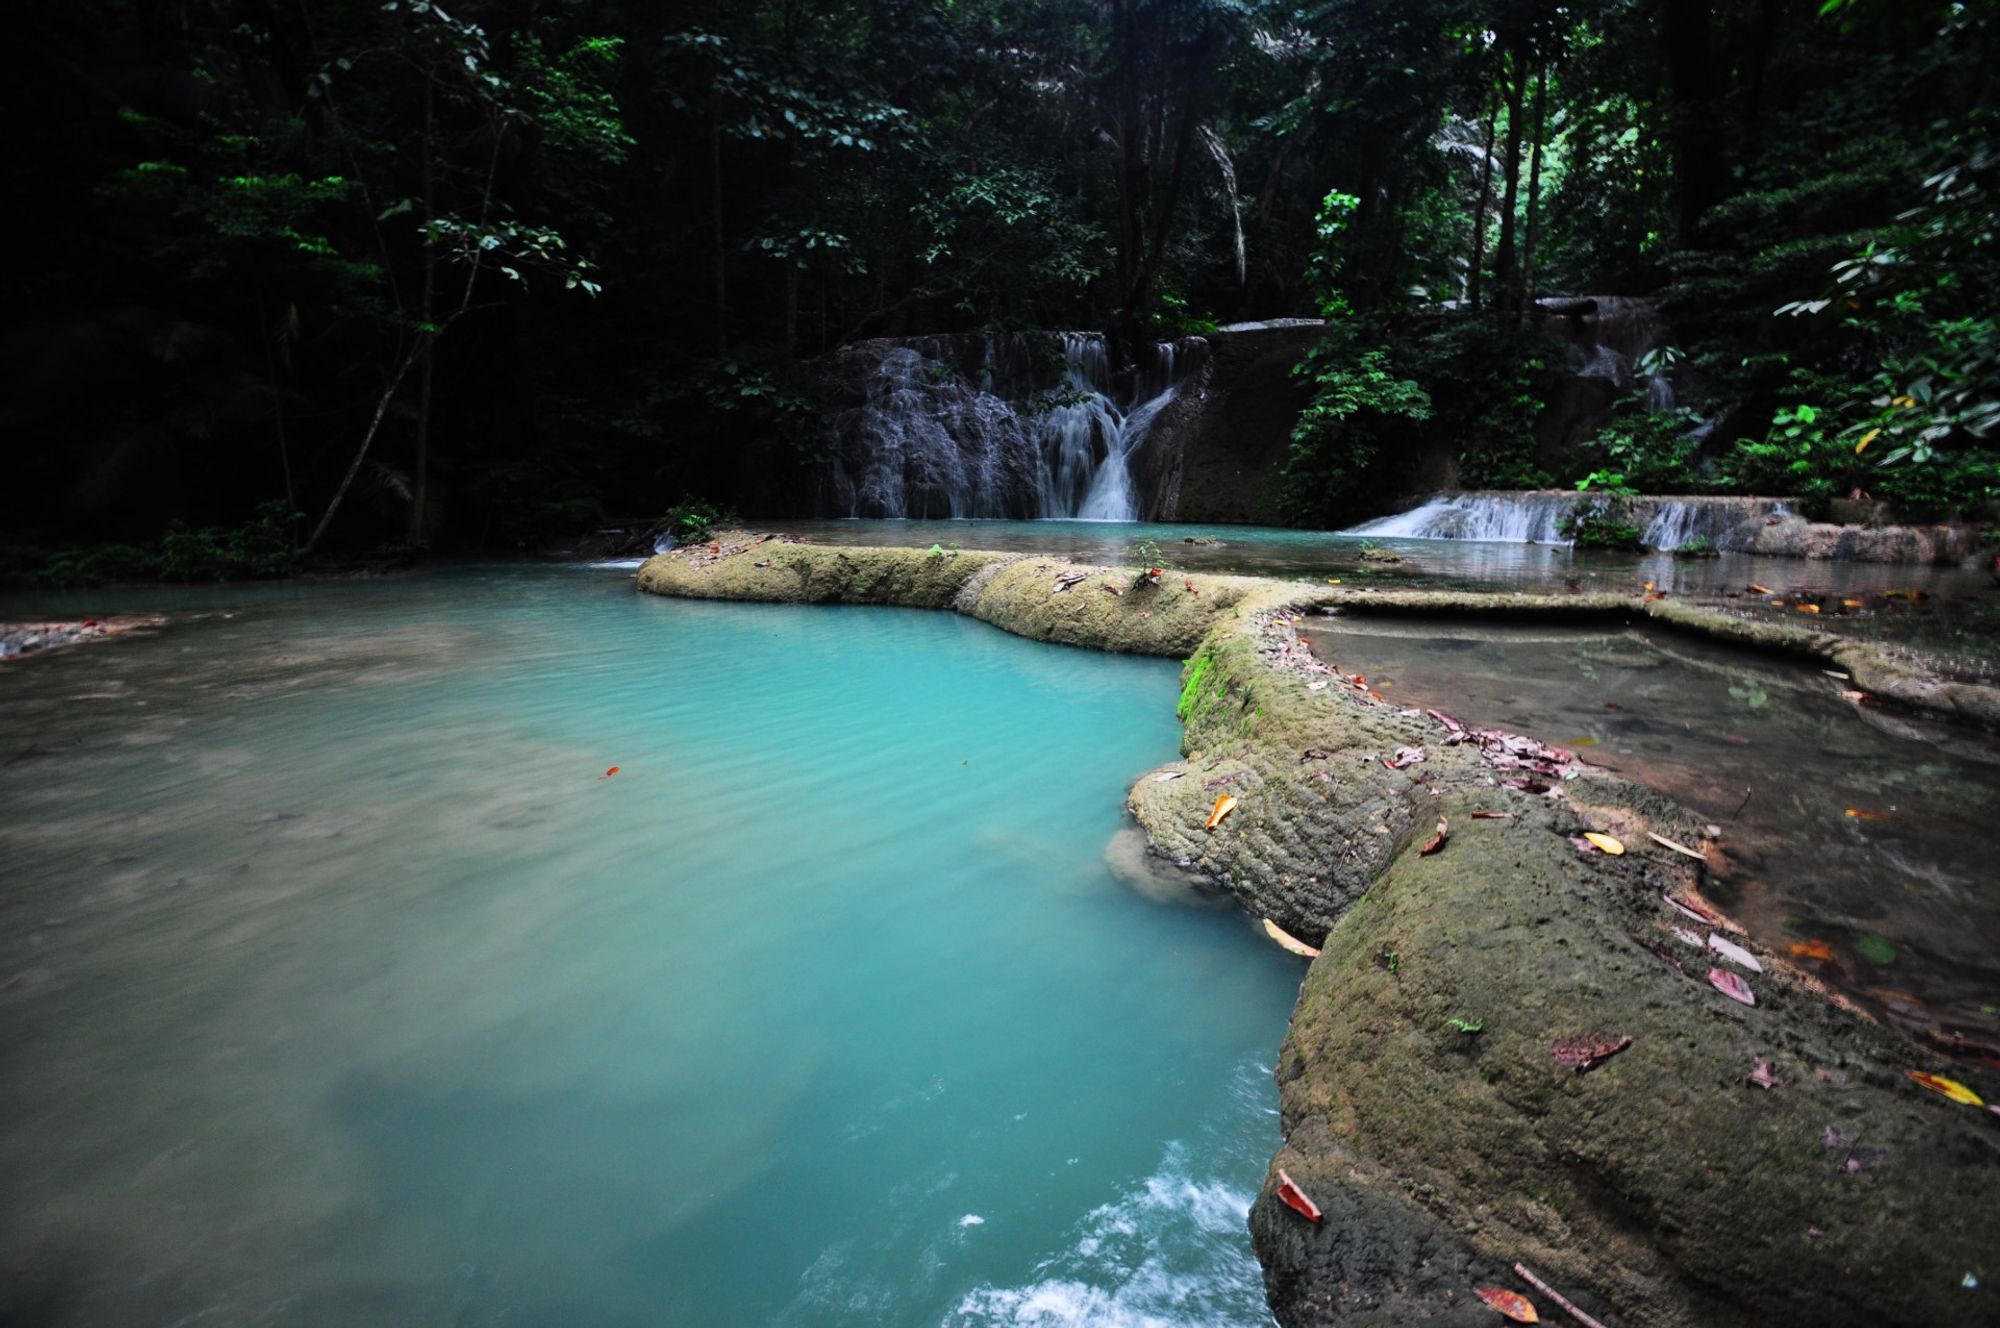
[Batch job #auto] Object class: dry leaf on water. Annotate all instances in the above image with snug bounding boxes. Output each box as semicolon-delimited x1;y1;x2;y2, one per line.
1264;919;1320;958
1474;1287;1540;1323
1747;1057;1784;1089
1646;830;1706;860
597;766;620;780
1275;1168;1322;1223
1582;831;1625;855
1420;818;1449;855
1709;933;1764;974
1908;1071;1986;1107
1708;967;1756;1006
1551;1033;1633;1073
1205;794;1238;830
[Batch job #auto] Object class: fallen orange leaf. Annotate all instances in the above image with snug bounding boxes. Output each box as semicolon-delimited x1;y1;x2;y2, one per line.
1796;603;1821;614
1420;817;1449;855
1845;808;1892;821
1841;598;1864;608
1474;1287;1540;1322
1206;793;1238;830
1748;583;1774;595
1788;939;1836;962
1909;1071;1986;1107
1582;831;1625;855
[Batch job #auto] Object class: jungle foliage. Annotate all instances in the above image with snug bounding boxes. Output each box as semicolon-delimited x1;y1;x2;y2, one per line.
4;0;1997;568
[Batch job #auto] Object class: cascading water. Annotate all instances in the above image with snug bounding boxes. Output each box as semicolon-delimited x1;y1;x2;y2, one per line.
1346;492;1580;543
821;333;1192;521
1347;491;1796;549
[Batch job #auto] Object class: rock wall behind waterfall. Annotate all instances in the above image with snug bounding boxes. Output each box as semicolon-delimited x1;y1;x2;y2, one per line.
1135;321;1328;524
800;332;1202;520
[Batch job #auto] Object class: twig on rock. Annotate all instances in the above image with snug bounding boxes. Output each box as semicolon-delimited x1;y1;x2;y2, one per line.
1512;1264;1609;1328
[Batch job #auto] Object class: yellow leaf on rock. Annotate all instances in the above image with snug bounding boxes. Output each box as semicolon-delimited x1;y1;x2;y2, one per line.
1646;830;1706;860
1263;919;1320;958
1909;1071;1986;1107
1583;832;1625;855
1205;793;1238;830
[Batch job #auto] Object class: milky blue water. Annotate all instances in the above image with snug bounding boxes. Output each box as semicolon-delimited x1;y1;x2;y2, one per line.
0;566;1297;1327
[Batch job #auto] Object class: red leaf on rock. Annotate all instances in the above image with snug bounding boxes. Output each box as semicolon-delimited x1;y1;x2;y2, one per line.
1708;967;1756;1006
1550;1033;1633;1072
1420;818;1449;855
1474;1287;1540;1322
1275;1168;1322;1223
1747;1057;1784;1089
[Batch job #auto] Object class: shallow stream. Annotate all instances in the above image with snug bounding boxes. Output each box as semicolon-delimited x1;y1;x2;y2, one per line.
1303;616;2000;1062
0;566;1298;1327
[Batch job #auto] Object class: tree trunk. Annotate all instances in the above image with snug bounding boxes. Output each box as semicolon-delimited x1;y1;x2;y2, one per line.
258;292;296;525
409;350;434;543
1521;61;1550;319
409;78;438;544
1491;50;1528;317
711;86;728;355
306;342;424;552
1111;0;1147;339
1663;0;1722;239
1467;86;1499;310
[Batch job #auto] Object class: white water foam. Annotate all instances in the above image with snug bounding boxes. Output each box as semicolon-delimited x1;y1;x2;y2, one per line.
944;1141;1270;1328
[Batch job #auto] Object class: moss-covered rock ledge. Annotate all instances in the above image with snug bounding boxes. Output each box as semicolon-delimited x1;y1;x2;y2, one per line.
639;535;2000;1326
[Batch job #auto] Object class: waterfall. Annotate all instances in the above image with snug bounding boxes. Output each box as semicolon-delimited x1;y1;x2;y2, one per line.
822;333;1191;521
1346;492;1580;543
1640;499;1699;550
1350;491;1797;548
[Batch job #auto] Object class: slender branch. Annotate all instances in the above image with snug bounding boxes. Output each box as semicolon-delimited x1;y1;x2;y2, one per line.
1511;1264;1609;1328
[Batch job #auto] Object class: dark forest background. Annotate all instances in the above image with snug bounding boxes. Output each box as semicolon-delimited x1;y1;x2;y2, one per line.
4;0;1995;576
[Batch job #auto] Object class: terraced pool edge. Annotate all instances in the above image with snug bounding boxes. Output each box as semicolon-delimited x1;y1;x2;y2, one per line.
637;534;2000;1327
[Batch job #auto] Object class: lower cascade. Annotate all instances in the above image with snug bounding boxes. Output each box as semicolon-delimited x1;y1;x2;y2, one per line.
820;333;1194;521
1347;491;1794;549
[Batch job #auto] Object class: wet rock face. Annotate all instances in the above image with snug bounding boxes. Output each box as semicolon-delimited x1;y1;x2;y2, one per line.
1731;511;1980;564
1250;779;2000;1327
638;536;2000;1327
